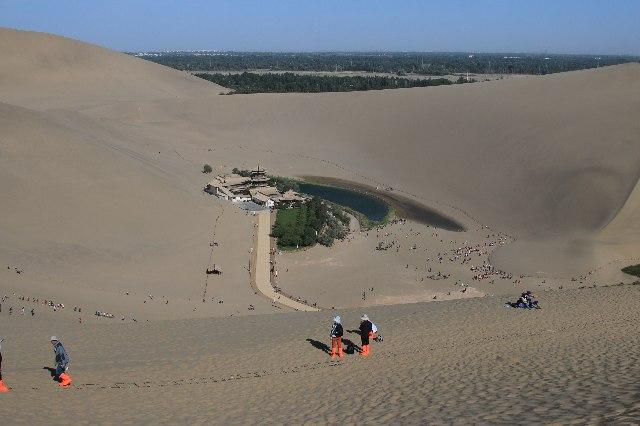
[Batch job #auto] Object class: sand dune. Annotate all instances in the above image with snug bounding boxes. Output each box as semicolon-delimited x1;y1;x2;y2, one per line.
0;100;279;321
135;75;640;275
0;28;639;422
198;66;640;238
0;27;638;318
0;285;638;423
0;28;225;110
73;64;640;271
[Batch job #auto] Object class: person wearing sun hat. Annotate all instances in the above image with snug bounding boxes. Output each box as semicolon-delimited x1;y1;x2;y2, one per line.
50;336;72;387
329;316;344;359
359;314;373;356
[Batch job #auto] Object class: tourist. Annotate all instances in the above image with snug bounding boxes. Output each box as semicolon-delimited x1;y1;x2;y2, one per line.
516;292;529;308
329;316;344;359
50;337;72;387
359;314;373;356
524;291;540;309
507;291;540;309
0;337;8;393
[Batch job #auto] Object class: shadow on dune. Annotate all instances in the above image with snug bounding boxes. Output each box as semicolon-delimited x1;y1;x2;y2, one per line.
43;366;58;381
341;338;360;354
306;338;330;354
306;338;361;355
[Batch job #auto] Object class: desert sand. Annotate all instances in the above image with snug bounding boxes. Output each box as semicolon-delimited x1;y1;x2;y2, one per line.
0;28;639;423
1;285;639;424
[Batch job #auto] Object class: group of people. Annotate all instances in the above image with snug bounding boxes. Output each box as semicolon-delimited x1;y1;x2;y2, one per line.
329;314;378;359
0;336;71;393
0;287;542;395
0;305;35;316
1;293;72;315
507;291;540;309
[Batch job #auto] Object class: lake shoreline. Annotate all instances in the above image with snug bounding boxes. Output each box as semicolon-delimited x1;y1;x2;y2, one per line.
300;176;466;232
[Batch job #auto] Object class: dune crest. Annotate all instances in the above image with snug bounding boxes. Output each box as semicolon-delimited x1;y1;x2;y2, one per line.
0;28;226;110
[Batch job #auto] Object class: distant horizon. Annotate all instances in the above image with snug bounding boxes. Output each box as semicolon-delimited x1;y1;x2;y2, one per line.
1;1;639;55
124;48;639;58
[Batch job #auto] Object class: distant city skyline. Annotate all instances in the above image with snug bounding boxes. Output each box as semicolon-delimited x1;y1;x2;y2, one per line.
1;0;639;55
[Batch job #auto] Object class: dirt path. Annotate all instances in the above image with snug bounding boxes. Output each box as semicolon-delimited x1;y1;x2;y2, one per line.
252;211;318;312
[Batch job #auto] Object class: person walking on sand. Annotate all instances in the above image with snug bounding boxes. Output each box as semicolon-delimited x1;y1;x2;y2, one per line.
359;314;373;356
50;337;72;387
329;316;344;359
0;338;9;392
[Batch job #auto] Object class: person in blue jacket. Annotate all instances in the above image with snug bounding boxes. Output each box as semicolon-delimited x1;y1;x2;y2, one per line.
50;336;72;387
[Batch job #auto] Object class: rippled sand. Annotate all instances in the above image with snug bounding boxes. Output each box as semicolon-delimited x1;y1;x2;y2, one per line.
1;285;638;423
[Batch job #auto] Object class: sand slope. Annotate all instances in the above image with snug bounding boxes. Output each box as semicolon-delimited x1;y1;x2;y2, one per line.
0;27;638;322
0;28;225;110
192;65;640;238
0;285;638;424
73;64;640;275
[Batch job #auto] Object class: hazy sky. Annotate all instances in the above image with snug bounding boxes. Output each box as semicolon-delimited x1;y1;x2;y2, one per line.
1;0;639;54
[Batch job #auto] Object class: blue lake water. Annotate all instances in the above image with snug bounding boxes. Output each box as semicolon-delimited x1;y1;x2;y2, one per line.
298;183;389;222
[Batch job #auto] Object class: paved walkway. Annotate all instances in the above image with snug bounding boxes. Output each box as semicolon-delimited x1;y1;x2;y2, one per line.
253;211;318;312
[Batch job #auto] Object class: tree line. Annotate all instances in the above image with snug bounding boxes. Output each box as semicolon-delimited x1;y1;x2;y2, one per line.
195;72;471;94
136;51;638;76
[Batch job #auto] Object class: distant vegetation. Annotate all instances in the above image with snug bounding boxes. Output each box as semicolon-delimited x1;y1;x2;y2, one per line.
203;164;213;174
272;197;349;248
136;51;638;75
268;176;300;193
231;169;300;192
621;264;640;278
231;167;251;177
195;72;468;94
